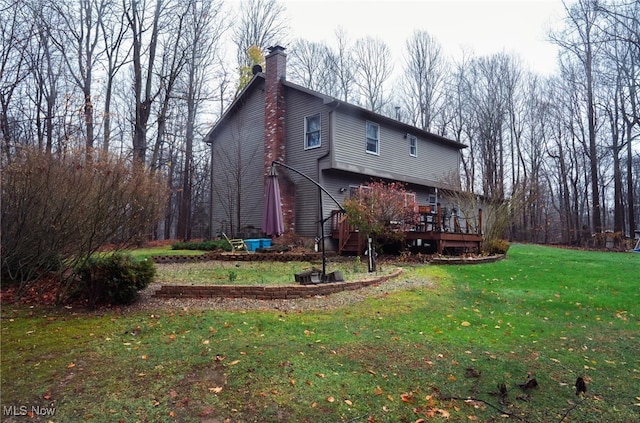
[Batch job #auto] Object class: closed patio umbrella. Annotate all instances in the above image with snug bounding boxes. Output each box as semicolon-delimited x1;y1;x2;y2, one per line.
262;164;284;237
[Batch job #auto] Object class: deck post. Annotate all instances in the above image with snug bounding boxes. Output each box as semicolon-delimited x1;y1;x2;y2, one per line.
478;208;483;235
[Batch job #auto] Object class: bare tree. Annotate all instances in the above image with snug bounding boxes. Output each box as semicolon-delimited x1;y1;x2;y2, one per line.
287;38;335;94
598;0;639;235
329;27;356;102
26;0;67;154
465;53;515;199
232;0;288;70
401;30;446;131
0;0;33;161
551;0;604;232
176;0;227;241
446;50;476;191
99;0;130;152
353;37;393;112
125;0;166;166
50;0;110;159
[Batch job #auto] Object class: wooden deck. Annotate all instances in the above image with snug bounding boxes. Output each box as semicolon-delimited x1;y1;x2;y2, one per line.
330;207;483;255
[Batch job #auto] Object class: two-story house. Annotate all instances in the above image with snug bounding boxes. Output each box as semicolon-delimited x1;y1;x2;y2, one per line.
205;46;481;254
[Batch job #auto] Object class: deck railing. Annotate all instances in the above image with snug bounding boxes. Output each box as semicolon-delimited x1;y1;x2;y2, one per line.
331;206;483;236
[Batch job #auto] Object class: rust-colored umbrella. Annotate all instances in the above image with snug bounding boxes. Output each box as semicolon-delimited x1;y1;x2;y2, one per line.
262;164;284;236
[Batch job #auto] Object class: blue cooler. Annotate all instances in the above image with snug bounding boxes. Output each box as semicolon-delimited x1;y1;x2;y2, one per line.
259;238;272;248
244;239;260;252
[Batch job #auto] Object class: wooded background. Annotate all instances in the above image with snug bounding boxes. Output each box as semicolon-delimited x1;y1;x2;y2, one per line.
2;0;638;244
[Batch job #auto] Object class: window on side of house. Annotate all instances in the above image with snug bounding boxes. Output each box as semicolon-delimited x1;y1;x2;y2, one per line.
366;121;379;154
305;114;321;149
408;134;417;157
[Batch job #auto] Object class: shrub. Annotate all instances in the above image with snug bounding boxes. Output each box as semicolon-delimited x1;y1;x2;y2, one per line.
76;253;156;307
483;238;511;255
171;240;230;251
1;147;168;301
343;180;420;247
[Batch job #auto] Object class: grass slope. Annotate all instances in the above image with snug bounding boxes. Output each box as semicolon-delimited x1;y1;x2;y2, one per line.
1;244;638;422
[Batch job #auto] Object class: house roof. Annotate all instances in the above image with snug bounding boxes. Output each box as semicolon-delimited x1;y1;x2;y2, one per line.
205;73;466;150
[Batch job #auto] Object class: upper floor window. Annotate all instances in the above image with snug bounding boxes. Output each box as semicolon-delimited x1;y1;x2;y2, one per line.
366;121;379;155
408;134;417;157
305;114;321;149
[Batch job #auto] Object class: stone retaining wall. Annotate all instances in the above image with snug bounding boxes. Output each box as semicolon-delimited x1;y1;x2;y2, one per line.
153;268;403;300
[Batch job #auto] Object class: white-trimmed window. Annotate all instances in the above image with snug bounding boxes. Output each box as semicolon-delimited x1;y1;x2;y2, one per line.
408;134;417;157
365;121;379;154
305;114;321;149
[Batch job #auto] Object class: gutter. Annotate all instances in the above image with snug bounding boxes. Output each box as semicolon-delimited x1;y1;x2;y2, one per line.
317;101;342;239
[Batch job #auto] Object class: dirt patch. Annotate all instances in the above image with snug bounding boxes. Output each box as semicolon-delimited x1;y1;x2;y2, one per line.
169;363;231;422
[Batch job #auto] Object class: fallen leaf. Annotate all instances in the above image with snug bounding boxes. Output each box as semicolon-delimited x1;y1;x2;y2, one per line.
209;387;223;393
344;399;353;406
228;360;240;366
401;392;414;402
199;406;214;417
461;321;471;327
437;409;451;418
373;386;383;395
289;379;296;386
327;396;335;403
315;372;326;378
67;363;76;369
468;416;478;421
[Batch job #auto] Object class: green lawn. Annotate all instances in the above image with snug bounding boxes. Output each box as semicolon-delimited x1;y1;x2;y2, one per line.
1;244;638;422
155;259;391;285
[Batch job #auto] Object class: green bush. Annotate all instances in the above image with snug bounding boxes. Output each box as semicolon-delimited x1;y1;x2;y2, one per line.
76;253;156;307
171;240;230;252
483;238;511;255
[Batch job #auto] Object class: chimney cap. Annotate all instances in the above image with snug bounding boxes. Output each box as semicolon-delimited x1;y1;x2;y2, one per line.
267;45;286;54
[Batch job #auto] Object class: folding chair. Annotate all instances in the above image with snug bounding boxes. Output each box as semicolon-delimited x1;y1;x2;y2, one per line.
222;233;248;253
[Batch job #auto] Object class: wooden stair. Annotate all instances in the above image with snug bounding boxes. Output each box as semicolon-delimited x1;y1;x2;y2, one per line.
339;231;365;255
331;210;365;255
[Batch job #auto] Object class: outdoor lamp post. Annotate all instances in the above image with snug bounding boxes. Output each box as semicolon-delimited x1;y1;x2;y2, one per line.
269;161;346;280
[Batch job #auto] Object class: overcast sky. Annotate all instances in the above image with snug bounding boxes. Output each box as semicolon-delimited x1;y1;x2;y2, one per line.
280;0;567;75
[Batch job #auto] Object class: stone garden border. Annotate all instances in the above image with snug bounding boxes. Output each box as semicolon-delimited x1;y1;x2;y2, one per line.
150;252;504;300
153;268;403;300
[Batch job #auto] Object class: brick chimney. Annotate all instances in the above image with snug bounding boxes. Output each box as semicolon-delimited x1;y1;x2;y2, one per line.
264;45;295;234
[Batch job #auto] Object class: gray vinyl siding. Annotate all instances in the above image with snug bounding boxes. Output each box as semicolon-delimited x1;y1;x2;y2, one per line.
332;111;460;186
283;87;332;237
210;84;265;237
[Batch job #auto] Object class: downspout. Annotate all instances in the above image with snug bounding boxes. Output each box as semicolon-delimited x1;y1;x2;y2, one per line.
317;101;341;244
